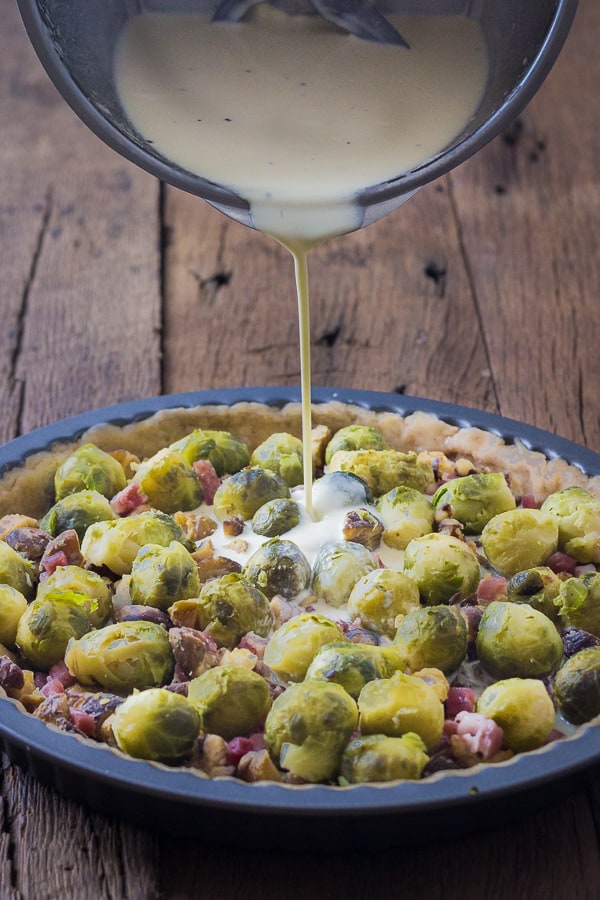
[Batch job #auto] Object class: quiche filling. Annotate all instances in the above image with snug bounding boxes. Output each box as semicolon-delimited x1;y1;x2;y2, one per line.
1;404;599;786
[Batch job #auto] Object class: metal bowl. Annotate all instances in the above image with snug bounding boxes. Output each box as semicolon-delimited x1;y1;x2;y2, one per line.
1;386;599;850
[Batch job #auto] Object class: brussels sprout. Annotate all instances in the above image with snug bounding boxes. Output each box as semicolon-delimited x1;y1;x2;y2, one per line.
476;600;563;678
480;508;559;578
554;572;600;637
0;541;36;600
16;593;93;670
263;612;344;682
54;443;126;501
506;566;562;620
358;670;444;750
541;486;600;563
554;647;600;725
312;541;378;608
129;541;200;611
328;449;435;497
132;448;202;514
250;432;305;487
0;585;28;648
392;605;468;674
187;664;271;739
311;471;373;519
65;621;174;692
242;538;311;600
264;680;358;782
324;425;388;465
305;641;404;699
432;473;516;534
213;468;290;521
340;733;428;784
81;510;193;576
252;499;300;537
112;688;200;761
402;533;480;605
171;428;250;476
477;678;555;752
377;486;435;550
37;565;113;627
40;490;117;542
347;569;420;637
194;573;274;649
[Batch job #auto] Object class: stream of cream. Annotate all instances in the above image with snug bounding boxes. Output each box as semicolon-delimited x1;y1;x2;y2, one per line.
115;8;488;514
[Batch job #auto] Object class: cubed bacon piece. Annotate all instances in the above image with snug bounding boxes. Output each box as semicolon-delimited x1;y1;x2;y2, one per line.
476;575;507;605
547;551;578;574
48;660;78;688
39;529;83;578
69;708;96;738
454;711;504;759
520;494;540;509
193;459;220;506
110;483;148;515
238;631;269;658
226;737;255;767
67;691;124;739
41;678;65;698
446;687;476;718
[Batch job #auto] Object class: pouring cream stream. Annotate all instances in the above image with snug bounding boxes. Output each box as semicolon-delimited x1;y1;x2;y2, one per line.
115;7;488;512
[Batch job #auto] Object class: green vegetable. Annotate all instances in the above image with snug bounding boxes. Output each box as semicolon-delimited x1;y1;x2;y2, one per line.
250;432;305;487
54;443;126;501
263;612;344;682
506;566;562;620
312;541;378;608
132;448;202;514
340;733;428;784
81;509;193;575
358;670;444;750
432;473;516;534
129;541;200;610
328;449;434;497
188;665;271;739
0;585;28;648
403;533;480;605
476;600;563;678
16;593;93;670
324;425;388;465
37;565;113;627
377;485;435;550
554;647;600;725
555;572;600;638
194;573;274;649
171;429;249;475
477;678;555;752
393;605;468;674
480;508;558;577
347;568;420;637
251;499;300;537
213;467;290;521
0;541;36;600
541;486;600;563
305;642;405;699
112;688;200;761
40;490;117;542
243;538;311;600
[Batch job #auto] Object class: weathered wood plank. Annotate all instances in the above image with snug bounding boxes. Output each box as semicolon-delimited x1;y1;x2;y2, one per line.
450;0;600;449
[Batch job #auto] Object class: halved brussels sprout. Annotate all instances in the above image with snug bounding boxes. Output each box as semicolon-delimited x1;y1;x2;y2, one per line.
358;670;444;750
81;510;193;576
376;486;435;550
129;541;200;610
328;449;435;497
65;621;174;692
311;471;373;519
477;678;555;752
554;572;600;637
432;473;516;534
242;538;311;600
480;508;558;578
171;429;250;476
16;593;93;670
476;600;563;678
541;486;600;563
340;733;428;784
0;541;36;600
213;468;290;521
37;565;113;627
264;680;358;782
554;646;600;725
112;688;200;761
506;566;562;621
54;443;126;501
0;585;28;648
324;425;388;465
250;432;305;487
392;605;468;674
187;664;271;739
263;612;344;682
195;573;274;649
40;490;117;541
252;499;301;537
347;568;420;637
132;448;202;514
312;541;378;608
305;641;404;699
402;533;480;605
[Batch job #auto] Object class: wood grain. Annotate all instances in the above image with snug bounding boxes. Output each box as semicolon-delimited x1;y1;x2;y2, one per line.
1;0;600;897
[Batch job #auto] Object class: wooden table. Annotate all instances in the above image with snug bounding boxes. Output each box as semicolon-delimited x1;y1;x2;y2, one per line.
1;1;599;897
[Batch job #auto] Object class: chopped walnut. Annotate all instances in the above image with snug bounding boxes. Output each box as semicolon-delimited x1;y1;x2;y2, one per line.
311;424;332;471
412;667;449;702
218;647;258;669
237;749;282;783
109;449;140;479
11;670;45;712
437;517;465;541
169;627;220;678
224;538;249;554
196;734;236;778
196;556;242;583
174;511;217;542
270;595;297;628
192;540;215;562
